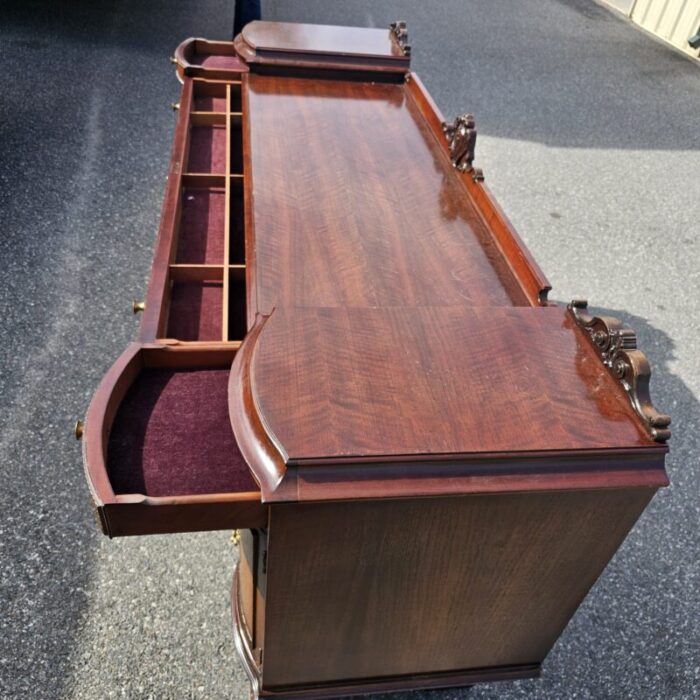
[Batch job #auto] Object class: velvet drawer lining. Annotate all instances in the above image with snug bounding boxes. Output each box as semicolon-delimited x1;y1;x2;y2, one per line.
107;368;258;497
167;281;222;341
176;189;226;264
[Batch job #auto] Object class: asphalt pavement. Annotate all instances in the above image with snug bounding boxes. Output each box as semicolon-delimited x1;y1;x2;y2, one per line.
0;1;698;698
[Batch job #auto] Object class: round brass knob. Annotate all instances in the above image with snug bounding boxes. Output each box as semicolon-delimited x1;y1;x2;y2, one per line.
75;420;84;440
132;300;145;314
171;102;180;111
169;55;178;65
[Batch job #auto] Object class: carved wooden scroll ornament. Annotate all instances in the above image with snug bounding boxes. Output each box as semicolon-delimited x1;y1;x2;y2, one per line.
442;114;483;180
390;21;411;56
568;300;670;443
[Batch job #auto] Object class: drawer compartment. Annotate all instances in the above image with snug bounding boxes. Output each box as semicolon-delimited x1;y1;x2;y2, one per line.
188;124;227;174
193;80;227;113
82;344;266;537
192;79;242;113
176;187;226;264
175;38;245;81
166;279;223;341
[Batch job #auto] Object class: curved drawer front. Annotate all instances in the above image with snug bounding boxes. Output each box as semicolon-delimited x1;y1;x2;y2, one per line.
82;343;266;537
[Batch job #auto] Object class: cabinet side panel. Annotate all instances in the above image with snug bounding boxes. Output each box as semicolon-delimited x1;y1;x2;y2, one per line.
263;488;655;687
255;529;268;652
238;529;257;643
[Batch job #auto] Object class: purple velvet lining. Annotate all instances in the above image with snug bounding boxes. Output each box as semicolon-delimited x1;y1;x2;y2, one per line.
107;369;258;497
167;281;222;340
194;96;227;112
188;126;226;173
195;54;244;70
177;189;225;264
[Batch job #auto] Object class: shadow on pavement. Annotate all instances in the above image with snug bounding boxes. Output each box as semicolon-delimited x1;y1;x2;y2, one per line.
0;1;234;698
264;0;700;151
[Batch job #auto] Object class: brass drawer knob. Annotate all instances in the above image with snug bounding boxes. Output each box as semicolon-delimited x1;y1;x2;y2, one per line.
75;420;84;440
132;300;145;314
171;102;180;111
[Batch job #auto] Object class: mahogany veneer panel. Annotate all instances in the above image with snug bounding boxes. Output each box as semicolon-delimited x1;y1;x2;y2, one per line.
263;488;654;685
246;76;529;311
252;306;655;464
166;281;222;340
107;368;258;497
241;21;407;60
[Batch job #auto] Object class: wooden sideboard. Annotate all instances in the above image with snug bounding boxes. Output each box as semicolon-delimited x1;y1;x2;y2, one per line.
79;21;670;699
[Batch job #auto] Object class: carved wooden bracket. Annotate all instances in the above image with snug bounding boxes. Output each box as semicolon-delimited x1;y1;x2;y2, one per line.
568;300;671;443
442;114;479;176
390;21;411;56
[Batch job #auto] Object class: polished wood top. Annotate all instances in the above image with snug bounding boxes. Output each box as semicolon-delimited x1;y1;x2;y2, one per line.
246;76;529;312
242;21;406;59
250;306;655;465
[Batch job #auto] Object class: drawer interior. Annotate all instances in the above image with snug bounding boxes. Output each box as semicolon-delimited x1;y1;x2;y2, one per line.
229;177;245;264
183;39;245;78
193;53;242;70
166;279;223;341
175;39;247;82
108;367;256;497
192;79;242;113
83;345;266;537
176;187;226;264
188;124;227;173
195;93;227;112
153;88;247;344
228;269;247;340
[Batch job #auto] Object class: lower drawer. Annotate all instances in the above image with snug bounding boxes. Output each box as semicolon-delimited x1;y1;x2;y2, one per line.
82;343;266;537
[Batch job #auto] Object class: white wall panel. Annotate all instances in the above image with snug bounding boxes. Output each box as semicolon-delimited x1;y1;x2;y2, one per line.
631;0;700;57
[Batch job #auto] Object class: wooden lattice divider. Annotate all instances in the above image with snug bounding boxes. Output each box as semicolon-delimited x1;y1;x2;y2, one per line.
222;83;232;341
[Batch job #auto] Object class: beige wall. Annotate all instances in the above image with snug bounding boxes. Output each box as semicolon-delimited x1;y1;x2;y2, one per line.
602;0;700;59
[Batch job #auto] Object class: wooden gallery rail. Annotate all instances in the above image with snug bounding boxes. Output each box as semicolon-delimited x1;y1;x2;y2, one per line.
78;21;671;700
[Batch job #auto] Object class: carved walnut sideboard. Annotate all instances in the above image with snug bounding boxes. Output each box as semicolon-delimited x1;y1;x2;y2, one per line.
78;21;670;699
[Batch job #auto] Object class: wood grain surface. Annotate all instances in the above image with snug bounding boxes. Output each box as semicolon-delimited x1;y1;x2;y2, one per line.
263;488;654;686
234;21;410;77
246;75;530;311
242;21;406;59
251;306;656;464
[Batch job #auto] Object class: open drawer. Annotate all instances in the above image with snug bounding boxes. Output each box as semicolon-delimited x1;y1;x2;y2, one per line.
82;343;266;537
174;38;246;81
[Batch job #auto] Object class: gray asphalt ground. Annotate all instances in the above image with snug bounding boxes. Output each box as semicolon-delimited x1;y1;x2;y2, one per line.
0;1;698;698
